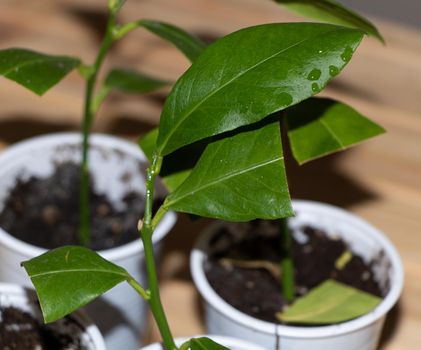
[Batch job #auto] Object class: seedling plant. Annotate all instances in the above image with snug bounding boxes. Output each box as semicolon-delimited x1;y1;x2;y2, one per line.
0;0;386;348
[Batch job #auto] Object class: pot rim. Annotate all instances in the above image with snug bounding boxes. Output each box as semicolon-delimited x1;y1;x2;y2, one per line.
0;282;106;349
0;132;176;261
140;335;265;350
190;200;404;339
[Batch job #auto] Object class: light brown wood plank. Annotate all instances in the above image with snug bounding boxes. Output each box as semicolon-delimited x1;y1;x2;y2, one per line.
0;1;420;349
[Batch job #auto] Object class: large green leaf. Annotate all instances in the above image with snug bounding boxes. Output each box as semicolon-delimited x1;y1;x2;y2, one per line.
163;119;293;221
188;337;229;350
277;279;382;324
140;20;206;62
286;97;385;164
22;246;129;323
0;49;80;95
156;23;363;156
274;0;384;43
139;128;206;192
105;68;169;93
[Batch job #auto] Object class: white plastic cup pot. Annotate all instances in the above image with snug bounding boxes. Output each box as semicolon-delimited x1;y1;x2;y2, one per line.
0;282;106;349
190;200;404;350
0;133;176;350
139;335;266;350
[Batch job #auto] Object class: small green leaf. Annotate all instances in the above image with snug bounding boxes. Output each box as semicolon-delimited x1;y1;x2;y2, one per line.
274;0;384;43
286;97;385;164
180;337;229;350
189;337;229;350
163;119;293;221
0;49;80;95
139;128;158;163
22;246;130;323
277;279;382;324
157;23;363;156
140;20;207;62
105;68;169;94
139;128;206;192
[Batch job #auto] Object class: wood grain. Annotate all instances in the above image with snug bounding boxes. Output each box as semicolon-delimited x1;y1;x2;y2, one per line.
1;1;420;349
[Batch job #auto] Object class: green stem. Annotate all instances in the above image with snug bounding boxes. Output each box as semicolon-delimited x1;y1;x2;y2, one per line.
280;217;295;302
79;13;117;246
140;153;177;350
127;276;151;301
151;205;169;232
114;19;144;39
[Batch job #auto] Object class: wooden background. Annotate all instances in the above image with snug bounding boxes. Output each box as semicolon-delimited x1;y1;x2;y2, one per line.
1;1;420;349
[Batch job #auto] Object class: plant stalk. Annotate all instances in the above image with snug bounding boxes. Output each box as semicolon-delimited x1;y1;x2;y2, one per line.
280;217;295;302
79;13;117;245
140;153;177;350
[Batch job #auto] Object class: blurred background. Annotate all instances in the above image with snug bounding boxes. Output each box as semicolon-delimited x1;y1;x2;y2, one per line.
0;1;420;349
342;0;421;29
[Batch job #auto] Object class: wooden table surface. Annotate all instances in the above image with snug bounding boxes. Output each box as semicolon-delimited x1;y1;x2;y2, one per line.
1;1;420;349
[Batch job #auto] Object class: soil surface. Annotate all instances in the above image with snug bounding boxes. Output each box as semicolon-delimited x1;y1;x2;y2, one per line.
0;162;162;250
205;220;384;324
0;306;84;349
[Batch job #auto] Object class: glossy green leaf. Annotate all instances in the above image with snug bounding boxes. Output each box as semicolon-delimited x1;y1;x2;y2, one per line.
140;20;206;62
274;0;383;43
277;279;382;324
286;97;385;164
139;128;158;163
189;337;229;350
22;246;129;323
163;119;293;221
105;68;169;93
157;23;363;156
139;128;205;192
0;49;80;95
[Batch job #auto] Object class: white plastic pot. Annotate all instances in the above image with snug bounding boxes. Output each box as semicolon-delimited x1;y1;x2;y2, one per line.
0;282;105;349
191;200;403;350
0;133;176;350
140;335;265;350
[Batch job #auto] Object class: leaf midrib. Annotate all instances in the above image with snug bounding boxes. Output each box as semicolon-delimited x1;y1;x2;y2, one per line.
29;268;128;279
164;156;282;207
282;288;355;321
2;56;77;77
158;25;349;154
318;117;345;148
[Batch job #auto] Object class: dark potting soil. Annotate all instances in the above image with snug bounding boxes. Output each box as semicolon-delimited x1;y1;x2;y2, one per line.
0;162;163;251
0;306;84;349
205;220;384;324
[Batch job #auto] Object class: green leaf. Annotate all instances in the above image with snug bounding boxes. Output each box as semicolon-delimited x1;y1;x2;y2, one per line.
277;279;382;324
189;337;229;350
156;23;364;156
286;97;385;164
140;20;207;62
0;49;80;96
274;0;384;43
22;246;129;323
139;128;206;192
163;118;293;221
104;68;169;94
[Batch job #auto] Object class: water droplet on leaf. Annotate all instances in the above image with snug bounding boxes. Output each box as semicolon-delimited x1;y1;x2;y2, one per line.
341;47;354;63
329;66;339;77
307;69;321;81
311;82;320;93
279;92;293;107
